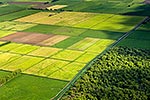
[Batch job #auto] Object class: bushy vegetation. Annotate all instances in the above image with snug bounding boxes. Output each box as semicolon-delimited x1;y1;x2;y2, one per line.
0;69;21;86
62;47;150;100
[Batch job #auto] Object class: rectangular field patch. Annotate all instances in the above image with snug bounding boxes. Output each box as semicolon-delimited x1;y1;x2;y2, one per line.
47;5;68;10
15;12;56;23
0;21;37;31
38;59;70;77
0;30;15;38
0;32;59;46
1;55;44;71
38;35;70;46
28;47;62;57
0;52;21;67
9;44;40;54
49;62;85;81
75;52;98;63
51;49;84;61
68;37;99;51
0;43;24;52
85;39;115;53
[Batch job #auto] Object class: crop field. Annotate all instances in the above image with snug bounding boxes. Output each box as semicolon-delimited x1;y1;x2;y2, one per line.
0;32;70;46
117;23;150;49
0;40;115;79
0;21;37;31
0;4;25;16
0;10;39;22
0;0;149;99
53;0;150;16
16;12;96;26
0;30;15;38
47;5;68;10
0;70;67;100
17;11;144;32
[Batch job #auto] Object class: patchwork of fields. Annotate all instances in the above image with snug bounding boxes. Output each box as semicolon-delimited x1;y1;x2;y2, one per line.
0;0;149;99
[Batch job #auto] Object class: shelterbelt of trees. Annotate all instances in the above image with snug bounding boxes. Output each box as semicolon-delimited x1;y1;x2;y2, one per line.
62;47;150;100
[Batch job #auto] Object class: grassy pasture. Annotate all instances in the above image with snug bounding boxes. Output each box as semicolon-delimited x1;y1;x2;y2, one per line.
23;24;61;34
128;30;150;40
0;21;37;31
0;70;10;77
0;4;25;16
117;39;150;49
0;10;39;22
0;70;67;100
23;24;87;36
138;23;150;31
53;0;149;16
117;23;150;49
80;30;124;39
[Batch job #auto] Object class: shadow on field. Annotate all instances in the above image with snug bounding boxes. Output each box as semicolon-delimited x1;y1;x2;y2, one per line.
123;4;150;16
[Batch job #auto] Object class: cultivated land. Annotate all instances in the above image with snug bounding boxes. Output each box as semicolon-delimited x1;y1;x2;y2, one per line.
0;0;149;99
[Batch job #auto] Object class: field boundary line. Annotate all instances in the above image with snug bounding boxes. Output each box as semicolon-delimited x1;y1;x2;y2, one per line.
53;16;150;100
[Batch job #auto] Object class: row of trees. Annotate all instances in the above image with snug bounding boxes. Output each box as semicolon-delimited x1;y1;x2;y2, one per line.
0;69;21;87
62;46;150;100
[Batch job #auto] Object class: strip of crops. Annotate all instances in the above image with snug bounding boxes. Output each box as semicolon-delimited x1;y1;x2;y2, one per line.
62;46;150;100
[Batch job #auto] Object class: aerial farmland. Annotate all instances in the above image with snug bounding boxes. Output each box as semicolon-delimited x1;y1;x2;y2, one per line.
0;0;150;100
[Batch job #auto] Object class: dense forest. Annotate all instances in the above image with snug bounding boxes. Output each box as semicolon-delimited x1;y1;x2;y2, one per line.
62;47;150;100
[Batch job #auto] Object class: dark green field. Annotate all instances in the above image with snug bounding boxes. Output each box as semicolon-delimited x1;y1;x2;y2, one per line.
0;0;149;99
0;70;67;100
118;23;150;49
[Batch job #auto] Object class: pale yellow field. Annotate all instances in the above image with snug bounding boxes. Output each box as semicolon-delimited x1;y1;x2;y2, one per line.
15;11;97;26
15;12;56;23
38;35;70;46
47;5;68;10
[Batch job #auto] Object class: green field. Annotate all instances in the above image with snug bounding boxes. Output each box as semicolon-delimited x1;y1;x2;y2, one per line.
0;0;148;99
23;24;88;36
53;36;84;49
117;23;150;49
0;70;67;100
0;21;36;31
0;10;39;22
0;4;25;16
